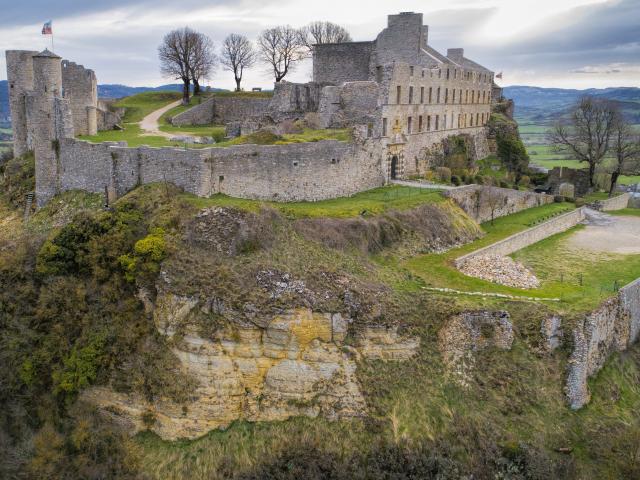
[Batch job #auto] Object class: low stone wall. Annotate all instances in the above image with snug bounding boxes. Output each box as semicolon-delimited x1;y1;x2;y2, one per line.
171;96;271;126
566;276;640;409
53;137;385;205
597;192;631;211
454;207;586;268
444;185;553;224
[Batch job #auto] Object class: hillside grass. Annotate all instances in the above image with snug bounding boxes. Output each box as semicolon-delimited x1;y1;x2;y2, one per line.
113;91;182;123
78;123;213;148
182;184;445;219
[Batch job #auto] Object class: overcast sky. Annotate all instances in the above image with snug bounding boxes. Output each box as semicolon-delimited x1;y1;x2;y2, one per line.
1;0;638;90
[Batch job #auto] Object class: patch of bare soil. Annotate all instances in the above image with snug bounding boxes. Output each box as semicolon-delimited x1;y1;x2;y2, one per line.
567;213;640;254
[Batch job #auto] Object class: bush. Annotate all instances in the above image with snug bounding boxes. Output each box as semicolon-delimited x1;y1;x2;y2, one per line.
119;227;167;284
519;175;531;187
499;180;510;188
554;195;565;203
575;197;585;207
474;174;484;184
435;166;451;183
451;175;461;186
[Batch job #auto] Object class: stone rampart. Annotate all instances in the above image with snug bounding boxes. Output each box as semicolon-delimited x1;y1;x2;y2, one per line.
454;207;586;267
61;60;98;136
313;42;374;85
444;185;553;224
566;276;640;409
54;137;384;204
171;96;271;126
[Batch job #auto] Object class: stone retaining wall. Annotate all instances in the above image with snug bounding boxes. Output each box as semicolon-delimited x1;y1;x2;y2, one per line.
171;96;271;126
598;192;631;211
53;137;385;204
444;185;553;224
566;276;640;409
454;207;586;268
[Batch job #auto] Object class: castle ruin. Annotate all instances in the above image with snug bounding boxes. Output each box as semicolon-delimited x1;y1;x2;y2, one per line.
6;12;500;207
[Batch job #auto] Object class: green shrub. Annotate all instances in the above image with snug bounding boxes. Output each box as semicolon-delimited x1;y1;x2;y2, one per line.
575;197;586;207
554;195;564;203
499;180;510;188
119;228;167;283
52;332;107;399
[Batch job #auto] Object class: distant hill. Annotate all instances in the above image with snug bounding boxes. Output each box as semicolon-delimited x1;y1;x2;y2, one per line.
0;81;9;127
503;86;640;124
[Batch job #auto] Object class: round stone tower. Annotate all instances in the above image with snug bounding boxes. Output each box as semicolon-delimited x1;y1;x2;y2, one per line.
5;50;38;157
31;49;63;206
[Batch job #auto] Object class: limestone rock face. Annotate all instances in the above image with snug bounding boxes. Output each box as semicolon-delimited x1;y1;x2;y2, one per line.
438;310;514;381
84;293;419;440
541;315;563;352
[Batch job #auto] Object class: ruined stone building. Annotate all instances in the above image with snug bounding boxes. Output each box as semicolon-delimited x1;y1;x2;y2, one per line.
5;11;500;207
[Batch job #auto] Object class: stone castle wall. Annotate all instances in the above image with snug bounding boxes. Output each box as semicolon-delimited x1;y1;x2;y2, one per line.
445;184;554;224
454;207;583;267
171;96;271;126
61;60;98;136
598;192;631;211
566;276;640;409
53;137;384;205
313;42;375;85
5;50;38;157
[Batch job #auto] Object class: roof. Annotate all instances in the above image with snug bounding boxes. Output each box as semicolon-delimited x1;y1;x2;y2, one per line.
34;49;61;59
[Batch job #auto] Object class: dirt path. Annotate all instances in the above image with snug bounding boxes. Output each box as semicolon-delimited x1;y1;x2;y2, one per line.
566;209;640;254
138;100;182;138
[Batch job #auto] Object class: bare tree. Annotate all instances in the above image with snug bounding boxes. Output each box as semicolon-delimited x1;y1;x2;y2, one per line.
221;34;256;92
159;27;197;105
550;96;616;188
608;109;640;196
257;25;305;82
188;32;217;96
298;21;352;55
481;188;506;225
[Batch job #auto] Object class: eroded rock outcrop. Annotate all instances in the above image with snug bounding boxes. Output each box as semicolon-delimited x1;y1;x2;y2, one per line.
84;293;419;440
438;310;514;381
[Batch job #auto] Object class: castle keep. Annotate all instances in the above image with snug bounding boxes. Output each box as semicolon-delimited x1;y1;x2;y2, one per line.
6;12;500;207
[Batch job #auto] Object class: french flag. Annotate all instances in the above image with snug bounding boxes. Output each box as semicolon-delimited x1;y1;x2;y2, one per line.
42;20;52;35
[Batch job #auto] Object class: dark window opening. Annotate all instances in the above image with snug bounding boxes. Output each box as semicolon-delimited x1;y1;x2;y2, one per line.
390;156;398;180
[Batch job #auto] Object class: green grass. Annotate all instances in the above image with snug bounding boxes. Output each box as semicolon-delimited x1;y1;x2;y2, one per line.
512;226;640;310
182;184;445;219
114;91;181;123
78;123;212;148
609;208;640;217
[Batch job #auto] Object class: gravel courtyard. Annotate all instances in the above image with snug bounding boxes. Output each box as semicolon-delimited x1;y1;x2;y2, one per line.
567;210;640;254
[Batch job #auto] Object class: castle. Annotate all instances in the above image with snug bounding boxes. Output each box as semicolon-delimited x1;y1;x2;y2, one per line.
6;12;500;207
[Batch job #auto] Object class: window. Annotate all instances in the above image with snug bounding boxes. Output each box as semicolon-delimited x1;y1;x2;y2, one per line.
407;116;412;134
451;113;454;129
465;90;468;103
443;114;446;129
427;116;431;131
420;86;424;103
445;88;448;104
439;69;442;78
409;86;413;104
452;89;456;103
428;87;432;103
458;113;462;128
470;115;473;127
396;86;401;104
454;69;457;79
437;87;441;103
446;69;450;79
476;113;479;125
459;89;462;104
410;66;414;76
421;69;425;78
471;90;475;103
418;115;423;132
482;91;486;103
376;66;382;83
435;115;439;130
382;118;387;136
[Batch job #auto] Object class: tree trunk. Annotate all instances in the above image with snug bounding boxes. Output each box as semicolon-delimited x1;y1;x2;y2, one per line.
182;79;190;105
609;171;620;198
235;77;241;92
588;161;596;188
193;78;200;96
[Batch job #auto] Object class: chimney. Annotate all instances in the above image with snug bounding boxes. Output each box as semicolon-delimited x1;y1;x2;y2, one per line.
447;48;464;63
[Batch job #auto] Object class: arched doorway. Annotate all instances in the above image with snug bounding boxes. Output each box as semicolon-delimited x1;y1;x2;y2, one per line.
390;155;398;180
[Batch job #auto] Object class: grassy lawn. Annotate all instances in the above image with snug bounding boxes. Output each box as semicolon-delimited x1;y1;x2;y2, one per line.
513;226;640;310
114;91;182;123
78;123;213;148
403;203;576;302
182;184;444;219
609;208;640;217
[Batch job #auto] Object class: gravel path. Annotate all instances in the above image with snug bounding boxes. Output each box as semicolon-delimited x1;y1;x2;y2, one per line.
138;99;182;138
567;209;640;254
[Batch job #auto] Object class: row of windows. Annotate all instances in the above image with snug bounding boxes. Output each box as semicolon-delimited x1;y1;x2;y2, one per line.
382;112;488;136
395;86;491;105
408;65;492;84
